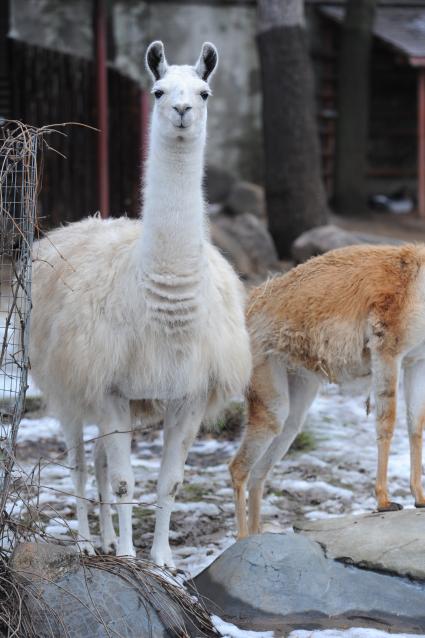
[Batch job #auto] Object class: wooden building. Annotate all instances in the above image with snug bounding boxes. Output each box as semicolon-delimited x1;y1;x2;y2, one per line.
310;1;425;216
0;1;145;230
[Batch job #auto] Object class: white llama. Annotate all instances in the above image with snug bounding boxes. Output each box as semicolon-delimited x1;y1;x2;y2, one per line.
29;41;252;567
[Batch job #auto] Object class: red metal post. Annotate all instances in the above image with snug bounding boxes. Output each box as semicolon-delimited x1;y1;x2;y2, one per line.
95;0;110;219
419;67;425;218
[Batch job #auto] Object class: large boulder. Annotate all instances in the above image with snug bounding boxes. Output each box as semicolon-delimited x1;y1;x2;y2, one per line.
225;181;266;220
194;532;425;634
11;542;215;637
294;508;425;580
205;165;236;204
291;224;401;263
211;212;278;278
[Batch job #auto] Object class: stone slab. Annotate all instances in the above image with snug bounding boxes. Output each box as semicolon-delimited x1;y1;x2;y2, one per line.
294;509;425;580
193;533;425;634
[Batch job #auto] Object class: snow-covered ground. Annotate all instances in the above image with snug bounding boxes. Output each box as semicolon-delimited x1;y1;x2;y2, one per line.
213;622;419;638
12;382;424;637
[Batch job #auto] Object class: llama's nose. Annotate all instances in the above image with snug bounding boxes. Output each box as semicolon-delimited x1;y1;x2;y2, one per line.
173;104;192;117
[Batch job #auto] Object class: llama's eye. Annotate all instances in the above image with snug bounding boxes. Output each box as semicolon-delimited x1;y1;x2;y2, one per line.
200;91;209;101
154;90;164;99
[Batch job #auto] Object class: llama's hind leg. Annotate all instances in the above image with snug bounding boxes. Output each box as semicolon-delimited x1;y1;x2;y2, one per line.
100;395;135;557
229;358;289;540
404;359;425;508
61;417;94;554
247;371;319;535
372;352;401;511
94;438;118;553
151;398;206;569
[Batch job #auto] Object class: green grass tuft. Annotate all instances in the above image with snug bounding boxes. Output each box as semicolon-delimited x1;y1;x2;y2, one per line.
289;430;316;453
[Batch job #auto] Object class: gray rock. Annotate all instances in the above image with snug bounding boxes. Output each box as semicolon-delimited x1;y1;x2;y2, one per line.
205;165;236;204
291;224;401;263
294;509;425;580
11;542;214;638
12;541;80;581
211;212;278;278
225;181;266;220
193;533;425;634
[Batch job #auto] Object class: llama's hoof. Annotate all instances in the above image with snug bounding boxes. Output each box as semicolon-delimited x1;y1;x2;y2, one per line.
377;501;403;512
100;528;118;554
101;541;117;555
236;532;249;541
415;501;425;508
116;543;136;558
78;540;96;555
150;545;176;570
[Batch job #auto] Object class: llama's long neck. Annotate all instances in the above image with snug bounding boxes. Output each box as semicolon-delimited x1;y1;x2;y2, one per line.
138;125;208;334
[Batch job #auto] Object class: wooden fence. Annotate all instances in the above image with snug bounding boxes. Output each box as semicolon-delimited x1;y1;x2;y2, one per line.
10;39;144;230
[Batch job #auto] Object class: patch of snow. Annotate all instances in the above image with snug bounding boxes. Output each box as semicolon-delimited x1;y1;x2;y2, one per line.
17;416;61;440
296;454;328;468
45;523;72;536
211;615;274;638
132;458;161;469
290;630;423;638
304;510;341;521
173;502;220;516
279;479;353;501
260;502;282;516
191;439;225;454
216;487;234;497
17;416;98;443
202;463;229;473
261;522;287;534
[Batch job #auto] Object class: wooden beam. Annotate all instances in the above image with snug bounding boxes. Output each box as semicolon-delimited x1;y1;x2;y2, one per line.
95;0;110;219
0;0;11;120
419;67;425;218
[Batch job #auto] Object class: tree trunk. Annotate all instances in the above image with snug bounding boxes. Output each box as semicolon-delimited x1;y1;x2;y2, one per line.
334;0;377;215
257;0;328;258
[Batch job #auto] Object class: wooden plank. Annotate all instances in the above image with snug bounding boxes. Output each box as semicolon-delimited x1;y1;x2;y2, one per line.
95;0;110;219
418;67;425;217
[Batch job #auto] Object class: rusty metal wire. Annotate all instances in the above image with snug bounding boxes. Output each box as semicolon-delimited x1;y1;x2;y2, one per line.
0;121;38;553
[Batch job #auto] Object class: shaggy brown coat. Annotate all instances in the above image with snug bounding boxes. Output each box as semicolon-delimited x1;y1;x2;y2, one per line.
230;244;425;538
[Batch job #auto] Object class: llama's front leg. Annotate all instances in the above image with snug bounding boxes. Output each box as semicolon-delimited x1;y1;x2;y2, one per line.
373;353;401;511
61;418;94;554
94;438;118;553
151;399;205;568
100;396;135;557
404;359;425;507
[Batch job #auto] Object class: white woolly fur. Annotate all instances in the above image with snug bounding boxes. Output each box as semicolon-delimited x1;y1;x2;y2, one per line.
29;41;252;566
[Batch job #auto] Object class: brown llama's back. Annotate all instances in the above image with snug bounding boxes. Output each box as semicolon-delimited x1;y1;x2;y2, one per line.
231;243;425;539
247;244;425;383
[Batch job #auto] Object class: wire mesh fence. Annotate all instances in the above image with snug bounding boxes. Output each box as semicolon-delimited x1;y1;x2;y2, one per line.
0;121;38;552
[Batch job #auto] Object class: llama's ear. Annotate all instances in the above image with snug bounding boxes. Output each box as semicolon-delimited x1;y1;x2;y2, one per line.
195;42;218;83
146;41;168;81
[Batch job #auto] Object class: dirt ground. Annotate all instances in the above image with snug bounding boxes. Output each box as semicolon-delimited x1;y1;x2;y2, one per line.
14;381;414;579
